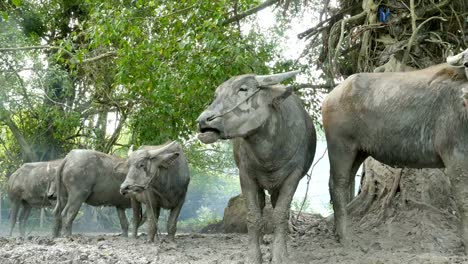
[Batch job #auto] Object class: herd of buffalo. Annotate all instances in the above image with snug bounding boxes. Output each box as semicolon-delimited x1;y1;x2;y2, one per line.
6;48;468;263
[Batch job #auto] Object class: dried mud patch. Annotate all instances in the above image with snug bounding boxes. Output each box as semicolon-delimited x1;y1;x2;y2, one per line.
1;214;468;264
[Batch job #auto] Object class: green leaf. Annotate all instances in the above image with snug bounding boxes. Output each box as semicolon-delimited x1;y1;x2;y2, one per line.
11;0;22;7
1;12;8;21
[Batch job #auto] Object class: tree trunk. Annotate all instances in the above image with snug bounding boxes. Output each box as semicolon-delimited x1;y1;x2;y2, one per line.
347;158;461;252
40;208;45;228
94;110;108;152
0;191;2;225
0;111;38;162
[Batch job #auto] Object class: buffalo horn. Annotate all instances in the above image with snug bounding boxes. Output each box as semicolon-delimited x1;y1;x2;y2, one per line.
147;141;177;157
447;49;468;66
255;70;300;86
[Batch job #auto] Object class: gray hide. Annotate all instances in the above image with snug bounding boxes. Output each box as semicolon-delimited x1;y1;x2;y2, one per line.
120;141;190;242
322;63;468;251
8;160;61;237
53;149;143;238
197;71;316;264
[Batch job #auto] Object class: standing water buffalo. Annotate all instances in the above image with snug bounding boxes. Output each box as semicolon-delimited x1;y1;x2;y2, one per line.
322;56;468;251
53;149;143;237
120;141;190;242
197;71;316;263
8;160;62;236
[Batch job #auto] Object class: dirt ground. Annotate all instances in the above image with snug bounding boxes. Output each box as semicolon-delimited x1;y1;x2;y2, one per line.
1;213;468;264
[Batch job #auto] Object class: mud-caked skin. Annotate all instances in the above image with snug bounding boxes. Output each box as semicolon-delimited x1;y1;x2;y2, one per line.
120;142;190;243
322;62;468;252
197;71;316;264
8;160;62;237
53;150;143;238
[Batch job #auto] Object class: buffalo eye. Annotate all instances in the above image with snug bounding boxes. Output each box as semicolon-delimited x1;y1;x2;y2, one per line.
239;85;248;92
138;163;145;169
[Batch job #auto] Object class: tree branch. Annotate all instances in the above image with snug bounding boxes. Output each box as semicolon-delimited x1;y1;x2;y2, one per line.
294;83;336;90
0;109;38;162
297;6;357;39
402;16;447;65
81;51;117;63
0;45;117;64
0;45;54;52
222;0;279;25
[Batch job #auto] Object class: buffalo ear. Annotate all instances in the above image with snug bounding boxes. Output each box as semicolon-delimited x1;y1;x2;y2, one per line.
160;152;180;168
267;85;294;109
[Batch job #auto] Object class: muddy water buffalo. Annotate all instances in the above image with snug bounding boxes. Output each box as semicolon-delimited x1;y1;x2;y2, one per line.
120;141;190;242
322;61;468;251
197;71;316;263
53;149;143;237
8;160;61;236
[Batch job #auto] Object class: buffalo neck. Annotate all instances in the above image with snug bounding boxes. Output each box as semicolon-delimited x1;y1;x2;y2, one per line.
240;102;302;171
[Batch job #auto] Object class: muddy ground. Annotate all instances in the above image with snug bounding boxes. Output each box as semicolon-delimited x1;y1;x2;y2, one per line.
1;213;468;264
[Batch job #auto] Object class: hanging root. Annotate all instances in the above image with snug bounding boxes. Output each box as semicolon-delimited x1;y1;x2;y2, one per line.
381;168;402;210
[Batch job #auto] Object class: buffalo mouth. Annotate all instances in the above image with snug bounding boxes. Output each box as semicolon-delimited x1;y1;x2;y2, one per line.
198;127;221;144
121;185;146;196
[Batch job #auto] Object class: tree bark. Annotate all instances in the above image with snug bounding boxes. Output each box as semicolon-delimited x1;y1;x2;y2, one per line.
40;208;45;228
346;158;461;252
0;191;2;225
222;0;279;25
0;111;38;162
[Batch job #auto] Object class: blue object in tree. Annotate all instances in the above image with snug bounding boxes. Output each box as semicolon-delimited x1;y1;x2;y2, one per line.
379;6;390;23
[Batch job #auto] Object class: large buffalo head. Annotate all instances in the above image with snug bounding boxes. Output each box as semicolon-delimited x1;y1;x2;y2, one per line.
197;70;300;144
120;142;180;195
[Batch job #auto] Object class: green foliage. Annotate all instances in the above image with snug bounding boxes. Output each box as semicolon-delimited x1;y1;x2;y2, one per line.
76;0;279;144
291;197;314;214
181;169;240;219
0;1;317;221
177;206;221;233
0;1;290;178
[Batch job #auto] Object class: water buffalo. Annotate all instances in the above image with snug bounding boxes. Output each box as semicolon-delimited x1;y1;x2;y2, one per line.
53;149;143;237
322;59;468;251
197;71;316;263
8;160;61;236
120;141;190;242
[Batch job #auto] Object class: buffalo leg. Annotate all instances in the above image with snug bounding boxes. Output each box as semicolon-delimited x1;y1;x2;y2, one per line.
328;140;358;244
241;174;262;264
167;198;185;241
271;170;301;264
147;205;161;243
116;207;129;237
62;191;88;236
446;160;468;254
146;192;161;243
53;195;67;238
18;202;31;237
131;199;142;239
9;201;20;237
347;153;368;203
270;189;279;209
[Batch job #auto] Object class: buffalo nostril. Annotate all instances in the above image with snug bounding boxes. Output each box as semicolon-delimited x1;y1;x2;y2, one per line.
197;112;216;126
207;115;216;121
